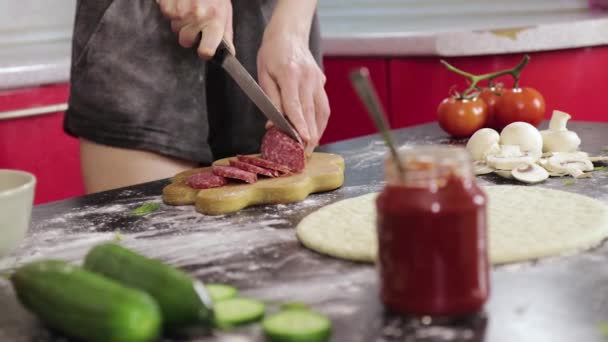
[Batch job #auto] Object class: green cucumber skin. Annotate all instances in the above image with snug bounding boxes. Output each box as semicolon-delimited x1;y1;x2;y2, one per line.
11;260;161;342
84;243;213;329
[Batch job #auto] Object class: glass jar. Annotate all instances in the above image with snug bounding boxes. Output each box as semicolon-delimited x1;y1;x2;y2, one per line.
375;145;489;318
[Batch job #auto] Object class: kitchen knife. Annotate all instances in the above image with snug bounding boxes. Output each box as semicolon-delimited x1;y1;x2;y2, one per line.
203;38;303;145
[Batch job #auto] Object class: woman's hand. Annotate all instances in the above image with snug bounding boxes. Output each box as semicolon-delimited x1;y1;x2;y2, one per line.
257;1;330;155
156;0;234;59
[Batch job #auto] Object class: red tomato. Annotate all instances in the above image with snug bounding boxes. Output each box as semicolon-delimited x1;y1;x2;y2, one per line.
479;87;503;130
437;97;488;138
494;87;545;129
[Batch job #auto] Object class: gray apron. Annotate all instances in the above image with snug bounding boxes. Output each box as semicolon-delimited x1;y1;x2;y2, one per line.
65;0;322;164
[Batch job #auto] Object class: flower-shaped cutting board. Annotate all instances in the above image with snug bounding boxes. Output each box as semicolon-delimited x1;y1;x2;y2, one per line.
162;152;345;215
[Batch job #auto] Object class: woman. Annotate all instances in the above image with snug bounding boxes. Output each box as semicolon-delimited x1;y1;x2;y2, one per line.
65;0;329;193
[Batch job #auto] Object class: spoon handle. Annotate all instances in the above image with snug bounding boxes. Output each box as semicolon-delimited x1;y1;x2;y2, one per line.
349;68;406;178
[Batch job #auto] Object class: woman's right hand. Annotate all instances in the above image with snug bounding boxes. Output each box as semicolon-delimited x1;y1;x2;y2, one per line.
156;0;234;59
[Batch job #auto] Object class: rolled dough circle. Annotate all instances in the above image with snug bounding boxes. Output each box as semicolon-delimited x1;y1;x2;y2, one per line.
296;186;608;264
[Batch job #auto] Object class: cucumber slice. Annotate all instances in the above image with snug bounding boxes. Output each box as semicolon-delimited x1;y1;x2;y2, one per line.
206;284;238;302
214;298;265;328
263;309;331;342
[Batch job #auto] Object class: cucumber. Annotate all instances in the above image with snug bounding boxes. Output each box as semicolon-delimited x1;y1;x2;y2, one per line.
10;260;161;342
84;243;213;330
214;297;266;328
262;309;332;342
205;283;238;302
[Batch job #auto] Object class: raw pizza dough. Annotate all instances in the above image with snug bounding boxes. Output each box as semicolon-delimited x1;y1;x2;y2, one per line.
296;186;608;264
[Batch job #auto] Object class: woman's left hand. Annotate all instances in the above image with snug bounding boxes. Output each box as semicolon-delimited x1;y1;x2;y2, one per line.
257;21;330;156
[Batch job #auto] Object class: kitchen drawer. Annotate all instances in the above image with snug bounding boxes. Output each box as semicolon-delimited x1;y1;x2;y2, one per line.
389;46;608;128
322;58;390;144
0;83;85;204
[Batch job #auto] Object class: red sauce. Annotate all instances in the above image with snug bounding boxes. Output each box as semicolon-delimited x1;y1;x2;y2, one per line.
376;164;489;317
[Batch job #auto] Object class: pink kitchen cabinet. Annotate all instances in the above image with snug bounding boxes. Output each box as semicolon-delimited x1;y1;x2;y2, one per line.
321;58;390;144
389;46;608;129
0;83;85;204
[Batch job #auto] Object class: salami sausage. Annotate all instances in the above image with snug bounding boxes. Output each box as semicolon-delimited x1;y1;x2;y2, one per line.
236;155;291;175
212;165;257;184
260;128;305;173
229;160;280;177
186;171;228;189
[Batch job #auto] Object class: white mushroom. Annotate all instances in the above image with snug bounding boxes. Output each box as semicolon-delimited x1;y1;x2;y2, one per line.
486;145;535;170
511;163;549;184
540;110;581;153
500;122;544;160
466;128;501;161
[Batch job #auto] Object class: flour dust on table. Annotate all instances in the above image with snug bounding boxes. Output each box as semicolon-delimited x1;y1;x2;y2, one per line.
296;186;608;265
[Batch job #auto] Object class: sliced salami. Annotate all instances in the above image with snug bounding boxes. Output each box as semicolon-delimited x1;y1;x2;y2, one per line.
237;155;291;175
229;160;280;177
261;128;305;173
186;171;228;189
212;165;257;184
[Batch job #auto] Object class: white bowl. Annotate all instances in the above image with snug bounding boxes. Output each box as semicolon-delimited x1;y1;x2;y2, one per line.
0;170;36;258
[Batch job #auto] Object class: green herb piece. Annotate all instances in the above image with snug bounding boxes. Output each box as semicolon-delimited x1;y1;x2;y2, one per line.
593;166;608;172
130;202;160;216
0;270;13;280
280;302;310;311
562;179;576;186
114;233;124;242
598;322;608;337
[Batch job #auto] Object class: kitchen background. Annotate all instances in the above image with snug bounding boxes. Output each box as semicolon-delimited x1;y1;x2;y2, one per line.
1;0;607;204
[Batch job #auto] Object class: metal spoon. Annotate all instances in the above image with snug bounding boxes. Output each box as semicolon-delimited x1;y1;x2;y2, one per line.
349;68;406;180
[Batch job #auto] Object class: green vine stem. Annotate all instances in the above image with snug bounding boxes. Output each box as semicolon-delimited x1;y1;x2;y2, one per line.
440;55;530;99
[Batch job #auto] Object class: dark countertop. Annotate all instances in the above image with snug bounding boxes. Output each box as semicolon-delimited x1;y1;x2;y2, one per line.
1;122;607;342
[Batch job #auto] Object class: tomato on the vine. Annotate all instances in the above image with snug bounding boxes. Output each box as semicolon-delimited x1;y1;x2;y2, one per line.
479;87;503;130
437;96;488;138
493;87;545;129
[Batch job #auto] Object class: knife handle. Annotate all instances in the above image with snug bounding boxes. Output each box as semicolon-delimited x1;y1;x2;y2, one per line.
193;32;231;65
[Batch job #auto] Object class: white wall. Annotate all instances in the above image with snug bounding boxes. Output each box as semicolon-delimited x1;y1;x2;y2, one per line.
0;0;594;45
0;0;76;47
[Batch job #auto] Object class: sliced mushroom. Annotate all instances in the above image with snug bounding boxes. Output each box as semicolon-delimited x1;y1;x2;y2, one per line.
473;161;495;175
550;151;589;159
538;158;567;177
486;145;535;170
511;163;549;184
569;169;593;179
545;153;594;178
589;156;608;162
494;170;514;179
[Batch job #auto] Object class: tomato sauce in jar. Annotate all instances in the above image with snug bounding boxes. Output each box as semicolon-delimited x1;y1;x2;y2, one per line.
376;145;489;318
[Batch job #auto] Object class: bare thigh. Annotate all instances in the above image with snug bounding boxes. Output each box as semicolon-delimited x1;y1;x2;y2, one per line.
79;138;197;194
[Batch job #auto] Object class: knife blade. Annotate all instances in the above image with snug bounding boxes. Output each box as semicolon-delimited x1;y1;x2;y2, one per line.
206;39;303;145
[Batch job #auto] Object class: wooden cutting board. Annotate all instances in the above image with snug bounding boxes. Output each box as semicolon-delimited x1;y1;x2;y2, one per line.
162;152;345;215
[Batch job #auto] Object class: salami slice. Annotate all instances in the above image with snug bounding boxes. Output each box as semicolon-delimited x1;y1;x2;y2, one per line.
260;128;305;173
237;155;291;175
186;171;228;189
229;160;280;177
212;165;257;184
